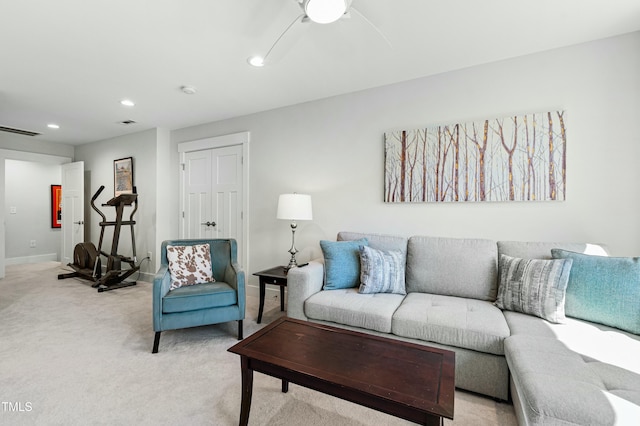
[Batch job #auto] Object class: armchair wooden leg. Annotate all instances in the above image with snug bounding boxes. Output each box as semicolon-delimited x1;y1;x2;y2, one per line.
152;331;161;353
238;320;243;340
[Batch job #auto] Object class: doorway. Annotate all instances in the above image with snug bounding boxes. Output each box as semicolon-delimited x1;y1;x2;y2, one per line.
0;150;72;278
178;132;249;269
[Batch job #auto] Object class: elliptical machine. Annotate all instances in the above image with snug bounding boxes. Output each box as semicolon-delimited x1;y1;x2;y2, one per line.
58;185;140;292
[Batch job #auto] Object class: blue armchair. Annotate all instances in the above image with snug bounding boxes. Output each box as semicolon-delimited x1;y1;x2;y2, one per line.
152;239;245;353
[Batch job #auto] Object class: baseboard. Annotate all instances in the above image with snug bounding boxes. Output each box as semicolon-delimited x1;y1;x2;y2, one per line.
137;271;154;283
6;253;58;265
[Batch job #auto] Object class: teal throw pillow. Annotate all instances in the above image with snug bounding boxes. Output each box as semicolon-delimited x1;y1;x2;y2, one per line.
320;238;368;290
358;245;406;295
496;254;573;323
551;249;640;334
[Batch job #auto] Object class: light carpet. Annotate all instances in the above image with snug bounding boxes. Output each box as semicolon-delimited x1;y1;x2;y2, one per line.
0;262;516;425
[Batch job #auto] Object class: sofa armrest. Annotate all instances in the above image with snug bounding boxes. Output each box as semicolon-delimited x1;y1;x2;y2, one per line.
152;265;171;331
287;260;324;320
226;262;246;319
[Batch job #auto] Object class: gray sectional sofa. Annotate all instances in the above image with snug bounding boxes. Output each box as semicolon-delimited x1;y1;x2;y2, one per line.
287;232;640;425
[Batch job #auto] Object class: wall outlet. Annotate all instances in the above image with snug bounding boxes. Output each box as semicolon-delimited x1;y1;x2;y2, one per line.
9;206;16;214
147;251;152;261
29;240;36;248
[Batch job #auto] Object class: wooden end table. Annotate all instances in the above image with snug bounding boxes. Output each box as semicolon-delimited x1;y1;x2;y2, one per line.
228;317;455;426
252;266;287;324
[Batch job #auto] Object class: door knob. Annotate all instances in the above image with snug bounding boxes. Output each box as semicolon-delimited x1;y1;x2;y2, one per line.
200;221;216;227
73;221;84;225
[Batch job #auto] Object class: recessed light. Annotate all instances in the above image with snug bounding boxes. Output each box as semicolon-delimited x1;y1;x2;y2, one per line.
120;99;135;107
181;86;197;95
248;56;265;67
47;123;60;129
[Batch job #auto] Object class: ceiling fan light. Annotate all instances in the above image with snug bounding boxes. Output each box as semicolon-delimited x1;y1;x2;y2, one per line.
304;0;347;24
248;56;265;67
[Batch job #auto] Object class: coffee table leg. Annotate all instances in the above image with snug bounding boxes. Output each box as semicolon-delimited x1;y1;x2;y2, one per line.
281;379;289;393
257;281;265;324
239;356;253;426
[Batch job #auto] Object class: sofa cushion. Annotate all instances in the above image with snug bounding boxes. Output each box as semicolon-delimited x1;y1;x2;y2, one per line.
163;281;237;313
304;288;404;333
406;236;498;300
497;240;608;260
551;249;640;334
166;243;216;290
496;254;573;323
338;231;408;255
391;293;510;355
504;310;640;372
506;332;640;426
358;245;406;295
320;238;368;290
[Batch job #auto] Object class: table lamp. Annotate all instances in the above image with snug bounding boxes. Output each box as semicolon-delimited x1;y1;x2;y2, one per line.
277;193;313;270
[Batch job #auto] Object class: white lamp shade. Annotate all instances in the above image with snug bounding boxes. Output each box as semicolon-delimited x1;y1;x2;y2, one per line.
277;193;313;221
303;0;347;24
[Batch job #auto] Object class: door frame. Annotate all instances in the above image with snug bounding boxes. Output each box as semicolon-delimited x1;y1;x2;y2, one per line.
0;149;72;278
61;161;85;266
178;131;250;270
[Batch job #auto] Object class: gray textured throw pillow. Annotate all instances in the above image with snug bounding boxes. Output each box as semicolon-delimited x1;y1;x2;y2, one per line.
358;245;406;295
496;254;573;323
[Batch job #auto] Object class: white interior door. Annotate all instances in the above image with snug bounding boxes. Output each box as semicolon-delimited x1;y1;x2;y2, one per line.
61;161;84;265
184;150;213;238
182;145;244;264
212;145;243;243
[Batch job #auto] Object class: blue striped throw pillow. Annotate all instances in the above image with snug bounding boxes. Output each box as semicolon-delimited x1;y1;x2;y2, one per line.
358;245;406;295
496;254;573;323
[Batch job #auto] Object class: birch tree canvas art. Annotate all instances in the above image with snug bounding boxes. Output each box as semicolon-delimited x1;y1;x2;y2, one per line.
384;111;567;203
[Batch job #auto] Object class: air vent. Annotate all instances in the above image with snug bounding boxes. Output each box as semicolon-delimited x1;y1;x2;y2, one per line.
0;126;40;136
119;120;137;125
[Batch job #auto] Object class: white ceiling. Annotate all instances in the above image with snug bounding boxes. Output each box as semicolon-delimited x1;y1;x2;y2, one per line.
1;0;639;145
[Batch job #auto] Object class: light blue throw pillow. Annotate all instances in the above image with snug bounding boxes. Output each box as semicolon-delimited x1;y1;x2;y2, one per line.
358;245;406;295
320;238;368;290
551;249;640;334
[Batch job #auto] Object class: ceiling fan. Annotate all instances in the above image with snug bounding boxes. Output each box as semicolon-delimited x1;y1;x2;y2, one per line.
248;0;389;67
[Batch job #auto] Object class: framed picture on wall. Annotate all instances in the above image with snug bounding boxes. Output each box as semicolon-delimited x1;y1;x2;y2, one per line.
114;157;134;196
51;184;61;228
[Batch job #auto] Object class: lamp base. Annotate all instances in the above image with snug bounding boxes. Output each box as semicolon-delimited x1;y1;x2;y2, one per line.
285;256;298;271
285;221;299;271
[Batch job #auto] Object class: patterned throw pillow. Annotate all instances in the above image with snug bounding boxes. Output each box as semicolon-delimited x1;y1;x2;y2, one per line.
358;245;406;295
495;254;573;323
320;238;368;290
167;244;216;290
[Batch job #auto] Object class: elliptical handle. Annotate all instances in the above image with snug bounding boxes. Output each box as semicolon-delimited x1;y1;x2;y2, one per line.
92;185;105;202
90;185;107;222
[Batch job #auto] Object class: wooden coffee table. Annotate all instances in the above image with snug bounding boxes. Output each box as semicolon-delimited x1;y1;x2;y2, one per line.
228;317;455;425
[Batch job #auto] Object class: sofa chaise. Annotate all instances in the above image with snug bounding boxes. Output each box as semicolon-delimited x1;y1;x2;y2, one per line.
287;232;640;425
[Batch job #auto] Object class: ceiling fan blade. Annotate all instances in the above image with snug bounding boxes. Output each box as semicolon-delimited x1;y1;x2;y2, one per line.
261;13;310;64
350;7;392;48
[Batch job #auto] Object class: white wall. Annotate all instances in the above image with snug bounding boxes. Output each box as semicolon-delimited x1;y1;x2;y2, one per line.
0;133;74;159
154;127;175;272
171;31;640;287
74;128;162;281
5;159;62;263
